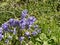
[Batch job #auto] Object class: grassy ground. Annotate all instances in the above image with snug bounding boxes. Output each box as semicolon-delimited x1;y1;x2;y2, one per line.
0;0;60;45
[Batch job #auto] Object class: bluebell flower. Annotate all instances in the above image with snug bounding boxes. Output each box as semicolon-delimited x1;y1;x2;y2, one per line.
0;34;3;41
0;27;3;34
19;18;26;26
27;16;36;25
5;39;9;44
19;18;26;29
21;9;28;18
9;18;15;26
36;29;41;33
32;31;38;36
15;20;19;26
25;31;30;36
2;23;8;31
37;28;42;33
13;28;16;35
34;25;38;29
9;18;14;23
21;25;25;29
19;36;24;41
28;16;36;22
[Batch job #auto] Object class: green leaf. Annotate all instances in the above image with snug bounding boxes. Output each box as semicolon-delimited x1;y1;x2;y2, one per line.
36;38;41;42
50;36;58;43
0;2;8;7
43;41;51;45
35;42;41;45
15;0;20;2
27;41;34;45
39;33;48;41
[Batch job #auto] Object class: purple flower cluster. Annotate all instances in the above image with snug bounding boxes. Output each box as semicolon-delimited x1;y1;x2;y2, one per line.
2;23;9;31
0;9;41;42
21;9;28;18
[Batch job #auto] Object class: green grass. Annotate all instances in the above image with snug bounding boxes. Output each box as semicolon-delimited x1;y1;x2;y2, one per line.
0;0;60;45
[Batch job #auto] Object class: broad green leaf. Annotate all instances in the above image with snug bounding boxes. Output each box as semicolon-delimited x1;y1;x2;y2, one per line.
36;38;41;42
39;33;48;41
50;36;58;43
35;42;41;45
43;41;51;45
